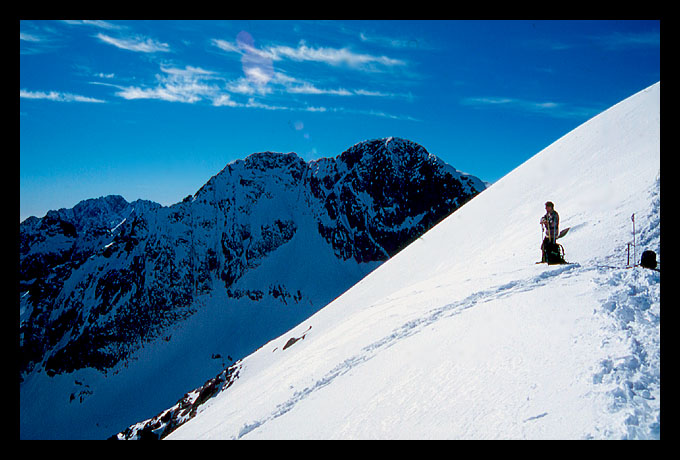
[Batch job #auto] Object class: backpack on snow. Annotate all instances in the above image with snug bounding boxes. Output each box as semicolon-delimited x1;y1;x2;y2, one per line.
640;250;658;270
542;238;567;265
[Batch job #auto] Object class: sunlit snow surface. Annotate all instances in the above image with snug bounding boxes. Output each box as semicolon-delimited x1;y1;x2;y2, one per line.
167;83;660;440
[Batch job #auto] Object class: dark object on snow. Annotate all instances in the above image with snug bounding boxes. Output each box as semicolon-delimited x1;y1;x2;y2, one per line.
539;202;566;264
282;325;312;351
541;238;567;265
283;337;302;350
640;250;658;270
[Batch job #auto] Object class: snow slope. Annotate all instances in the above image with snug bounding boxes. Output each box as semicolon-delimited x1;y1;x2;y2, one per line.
166;82;660;440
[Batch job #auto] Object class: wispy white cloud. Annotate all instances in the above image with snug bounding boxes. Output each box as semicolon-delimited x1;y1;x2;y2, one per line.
462;97;516;106
211;34;412;107
213;38;405;71
461;96;599;120
109;63;414;120
358;31;423;50
110;63;339;108
96;33;170;53
20;32;43;42
266;41;406;69
114;65;220;103
354;88;412;99
211;94;239;107
243;98;290;111
62;20;121;30
20;89;106;103
235;99;418;121
225;77;271;96
20;23;65;54
212;38;240;54
286;83;352;96
160;65;216;78
594;31;660;49
226;69;406;100
528;30;660;53
311;105;420;121
112;63;250;103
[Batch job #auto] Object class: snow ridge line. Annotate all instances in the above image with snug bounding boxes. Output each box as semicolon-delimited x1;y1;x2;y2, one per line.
235;263;581;439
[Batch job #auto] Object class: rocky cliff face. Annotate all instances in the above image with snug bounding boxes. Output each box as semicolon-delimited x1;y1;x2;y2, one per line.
19;195;162;376
19;138;485;439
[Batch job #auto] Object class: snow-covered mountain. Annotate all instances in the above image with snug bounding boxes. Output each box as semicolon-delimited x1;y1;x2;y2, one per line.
19;137;484;439
122;82;659;440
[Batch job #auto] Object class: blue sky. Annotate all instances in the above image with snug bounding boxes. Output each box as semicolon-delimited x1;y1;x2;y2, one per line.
20;20;660;222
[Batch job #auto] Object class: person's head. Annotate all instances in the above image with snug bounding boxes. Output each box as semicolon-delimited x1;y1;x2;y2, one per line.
545;201;555;212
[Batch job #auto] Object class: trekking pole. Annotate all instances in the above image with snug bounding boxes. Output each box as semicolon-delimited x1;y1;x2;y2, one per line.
540;221;547;262
631;213;636;267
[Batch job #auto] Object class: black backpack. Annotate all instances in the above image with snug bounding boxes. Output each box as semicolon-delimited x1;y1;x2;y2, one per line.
543;240;567;265
640;250;657;270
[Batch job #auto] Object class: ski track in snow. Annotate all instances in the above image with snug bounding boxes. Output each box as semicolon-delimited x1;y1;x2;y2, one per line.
235;252;659;440
236;263;590;439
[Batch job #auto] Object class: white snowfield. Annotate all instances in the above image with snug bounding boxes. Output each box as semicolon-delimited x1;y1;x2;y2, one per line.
168;82;660;440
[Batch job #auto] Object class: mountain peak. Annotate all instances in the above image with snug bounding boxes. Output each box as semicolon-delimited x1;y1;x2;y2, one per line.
242;151;303;170
20;136;486;439
338;137;430;172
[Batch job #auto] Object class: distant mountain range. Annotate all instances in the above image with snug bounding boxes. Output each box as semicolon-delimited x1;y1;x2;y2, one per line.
19;137;485;439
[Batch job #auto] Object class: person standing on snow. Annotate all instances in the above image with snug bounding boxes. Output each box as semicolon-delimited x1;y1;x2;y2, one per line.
541;201;559;243
540;201;560;263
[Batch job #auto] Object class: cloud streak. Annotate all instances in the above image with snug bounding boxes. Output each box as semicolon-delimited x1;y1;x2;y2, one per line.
213;38;405;71
209;35;412;104
110;58;406;107
594;31;660;49
461;96;600;120
104;63;415;121
358;31;424;50
62;20;121;30
20;23;66;55
20;89;106;103
114;66;220;103
96;33;170;53
20;32;43;42
266;41;406;69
